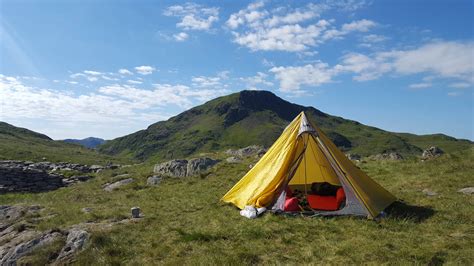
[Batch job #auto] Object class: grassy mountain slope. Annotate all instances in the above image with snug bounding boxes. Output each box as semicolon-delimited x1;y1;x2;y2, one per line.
98;90;472;161
0;122;127;164
3;148;473;264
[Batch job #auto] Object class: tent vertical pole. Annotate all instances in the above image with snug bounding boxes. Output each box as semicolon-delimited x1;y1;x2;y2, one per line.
304;134;308;196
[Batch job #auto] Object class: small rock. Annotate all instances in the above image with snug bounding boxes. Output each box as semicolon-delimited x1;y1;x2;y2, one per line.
422;189;438;196
81;207;92;213
103;178;134;192
131;207;140;218
147;175;162;186
346;153;361;161
226;156;242;163
458;187;474;195
89;165;104;172
249;164;254;169
422;146;444;160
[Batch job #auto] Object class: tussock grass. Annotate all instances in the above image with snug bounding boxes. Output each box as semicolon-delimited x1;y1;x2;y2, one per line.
1;149;473;264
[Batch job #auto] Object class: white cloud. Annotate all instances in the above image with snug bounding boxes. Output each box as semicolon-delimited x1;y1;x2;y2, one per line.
335;52;392;81
127;80;143;85
449;82;471;89
118;68;133;75
135;65;156;75
337;41;474;83
0;74;229;128
240;72;273;89
341;19;376;32
164;3;219;31
83;70;102;76
192;76;221;88
390;42;474;82
447;91;461;97
269;41;474;94
227;2;376;52
70;71;104;82
173;32;189;41
322;19;377;41
269;62;337;93
362;34;387;43
409;83;432;89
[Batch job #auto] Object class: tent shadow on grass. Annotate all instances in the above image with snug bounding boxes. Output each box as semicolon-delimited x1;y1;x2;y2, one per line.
385;201;435;223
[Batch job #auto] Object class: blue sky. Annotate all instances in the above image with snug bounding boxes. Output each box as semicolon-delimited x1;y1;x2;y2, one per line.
1;0;473;140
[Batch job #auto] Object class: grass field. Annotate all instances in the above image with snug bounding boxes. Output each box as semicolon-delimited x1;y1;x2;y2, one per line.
1;148;473;265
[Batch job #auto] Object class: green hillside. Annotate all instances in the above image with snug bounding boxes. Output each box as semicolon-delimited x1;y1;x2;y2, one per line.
98;90;472;161
0;122;128;165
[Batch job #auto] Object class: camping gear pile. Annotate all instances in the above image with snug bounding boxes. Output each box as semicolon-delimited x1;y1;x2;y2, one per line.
222;112;396;219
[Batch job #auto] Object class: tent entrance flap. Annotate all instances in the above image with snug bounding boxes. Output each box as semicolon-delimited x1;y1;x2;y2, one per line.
288;133;340;187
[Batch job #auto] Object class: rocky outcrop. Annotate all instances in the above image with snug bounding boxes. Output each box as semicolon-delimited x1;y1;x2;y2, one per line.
369;152;404;161
153;160;188;178
0;161;100;193
458;187;474;195
1;230;63;265
153;157;219;178
225;145;267;158
0;165;64;193
226;156;243;163
103;178;134;192
422;146;444;160
55;228;89;262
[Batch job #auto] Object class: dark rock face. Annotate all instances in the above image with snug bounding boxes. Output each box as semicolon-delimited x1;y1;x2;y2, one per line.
327;132;352;150
422;146;444;160
153;158;219;178
0;160;111;193
0;164;63;193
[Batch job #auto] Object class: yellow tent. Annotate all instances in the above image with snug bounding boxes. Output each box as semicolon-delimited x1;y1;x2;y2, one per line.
221;112;396;218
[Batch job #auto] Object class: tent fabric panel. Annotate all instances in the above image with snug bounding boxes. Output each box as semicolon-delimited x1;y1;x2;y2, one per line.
221;113;305;209
289;134;340;187
315;127;397;217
